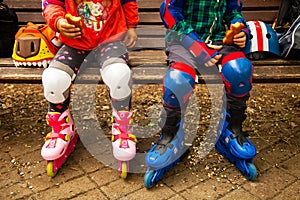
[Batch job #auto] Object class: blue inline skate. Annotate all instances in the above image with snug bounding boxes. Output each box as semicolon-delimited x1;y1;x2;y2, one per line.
144;121;188;188
215;107;257;180
144;62;195;188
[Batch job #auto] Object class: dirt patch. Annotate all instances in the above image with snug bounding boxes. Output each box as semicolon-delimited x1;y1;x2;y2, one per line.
0;83;299;177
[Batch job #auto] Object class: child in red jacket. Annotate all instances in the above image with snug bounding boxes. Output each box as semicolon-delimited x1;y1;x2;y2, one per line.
41;0;139;179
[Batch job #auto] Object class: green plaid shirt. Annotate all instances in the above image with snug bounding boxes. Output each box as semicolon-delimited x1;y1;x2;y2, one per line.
173;0;244;42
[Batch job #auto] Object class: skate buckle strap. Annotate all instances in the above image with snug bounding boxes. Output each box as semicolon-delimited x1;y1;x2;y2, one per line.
44;132;69;149
112;133;137;148
112;133;137;142
153;136;176;155
230;131;249;139
180;35;218;65
46;112;68;133
230;131;249;146
46;132;69;141
46;112;65;123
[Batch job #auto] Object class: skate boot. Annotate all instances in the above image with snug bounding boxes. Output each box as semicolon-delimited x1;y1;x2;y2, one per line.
41;109;78;177
215;107;257;180
111;109;137;179
144;120;188;188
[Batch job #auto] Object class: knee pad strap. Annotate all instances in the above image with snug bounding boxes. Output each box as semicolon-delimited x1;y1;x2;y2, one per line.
163;62;196;107
49;61;76;81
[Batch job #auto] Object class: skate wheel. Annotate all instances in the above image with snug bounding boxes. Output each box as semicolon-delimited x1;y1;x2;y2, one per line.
120;161;127;179
46;161;57;177
246;163;257;180
144;170;155;189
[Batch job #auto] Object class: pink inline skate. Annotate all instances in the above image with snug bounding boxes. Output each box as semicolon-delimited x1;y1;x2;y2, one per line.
41;109;78;177
111;109;137;179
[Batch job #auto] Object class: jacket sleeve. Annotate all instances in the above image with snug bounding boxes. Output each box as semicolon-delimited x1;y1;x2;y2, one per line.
42;0;66;32
121;0;139;28
161;0;218;65
225;0;250;41
160;0;201;42
225;0;245;24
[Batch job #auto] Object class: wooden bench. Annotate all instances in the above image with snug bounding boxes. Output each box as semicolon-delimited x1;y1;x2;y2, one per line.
1;0;300;84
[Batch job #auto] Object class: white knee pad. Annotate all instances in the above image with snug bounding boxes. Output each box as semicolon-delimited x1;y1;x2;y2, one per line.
100;61;132;100
42;67;72;104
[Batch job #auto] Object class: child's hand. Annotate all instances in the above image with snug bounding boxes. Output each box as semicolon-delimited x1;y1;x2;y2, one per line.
204;44;223;67
233;31;247;48
223;22;244;45
56;18;82;39
123;28;137;48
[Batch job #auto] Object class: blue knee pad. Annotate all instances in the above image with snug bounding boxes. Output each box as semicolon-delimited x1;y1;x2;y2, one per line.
163;62;196;107
221;54;253;97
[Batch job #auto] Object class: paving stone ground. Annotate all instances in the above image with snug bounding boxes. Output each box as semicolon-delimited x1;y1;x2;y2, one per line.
0;83;299;200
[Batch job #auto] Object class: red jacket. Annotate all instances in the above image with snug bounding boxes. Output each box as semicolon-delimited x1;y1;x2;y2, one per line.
42;0;139;50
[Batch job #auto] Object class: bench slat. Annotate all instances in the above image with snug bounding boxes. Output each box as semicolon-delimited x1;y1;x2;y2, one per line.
136;0;281;9
5;54;300;68
133;38;165;49
136;25;166;36
14;10;265;27
4;0;42;9
242;0;280;8
15;12;45;24
6;0;281;10
139;10;279;24
243;10;278;23
17;11;270;26
15;10;279;25
1;65;299;84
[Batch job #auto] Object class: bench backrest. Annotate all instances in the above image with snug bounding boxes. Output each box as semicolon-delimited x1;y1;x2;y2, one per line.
4;0;281;25
4;0;281;49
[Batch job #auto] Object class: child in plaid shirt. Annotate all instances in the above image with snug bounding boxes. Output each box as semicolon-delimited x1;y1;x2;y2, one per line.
144;0;257;188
